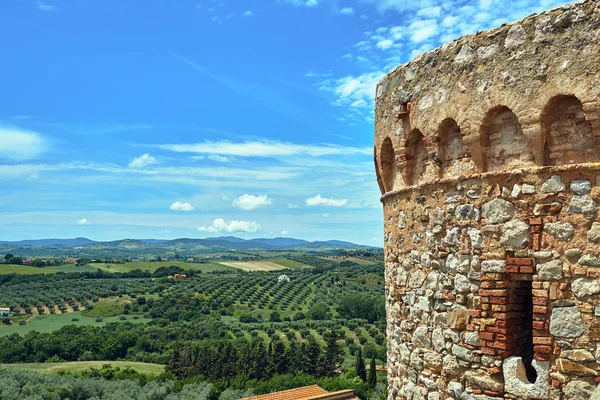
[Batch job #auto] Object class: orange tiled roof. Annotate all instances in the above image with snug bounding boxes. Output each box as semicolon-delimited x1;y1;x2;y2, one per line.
241;385;359;400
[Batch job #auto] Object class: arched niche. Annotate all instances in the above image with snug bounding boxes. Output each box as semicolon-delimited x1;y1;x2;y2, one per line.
438;118;466;177
405;129;427;185
542;95;599;165
374;146;385;195
380;138;395;193
480;106;534;172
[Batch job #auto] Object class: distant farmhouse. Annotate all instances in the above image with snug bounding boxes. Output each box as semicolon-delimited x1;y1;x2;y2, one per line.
0;308;11;317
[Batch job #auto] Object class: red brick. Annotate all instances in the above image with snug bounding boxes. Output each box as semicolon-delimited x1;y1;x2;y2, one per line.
532;297;549;305
520;266;534;274
490;297;509;305
480;332;494;341
533;305;548;314
534;345;553;354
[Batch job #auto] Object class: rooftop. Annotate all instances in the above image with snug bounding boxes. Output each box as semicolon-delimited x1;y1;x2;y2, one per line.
241;385;359;400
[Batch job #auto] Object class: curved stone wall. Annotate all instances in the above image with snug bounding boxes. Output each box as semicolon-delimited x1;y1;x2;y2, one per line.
375;1;600;399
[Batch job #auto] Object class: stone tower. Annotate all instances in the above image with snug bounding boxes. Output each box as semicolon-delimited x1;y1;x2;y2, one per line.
374;1;600;399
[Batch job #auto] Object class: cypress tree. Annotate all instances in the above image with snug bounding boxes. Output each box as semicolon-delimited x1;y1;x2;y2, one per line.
272;340;287;375
368;356;377;387
322;330;344;376
355;347;366;382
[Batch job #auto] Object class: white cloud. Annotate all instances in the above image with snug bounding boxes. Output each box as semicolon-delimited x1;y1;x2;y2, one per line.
78;218;90;225
305;194;347;207
321;213;332;217
480;0;493;9
129;153;158;168
317;71;385;110
339;7;354;15
281;230;289;236
232;194;272;210
198;218;261;233
408;19;438;42
37;1;55;11
211;16;221;23
417;6;442;18
157;140;370;157
287;204;300;209
170;201;195;212
283;0;319;7
0;127;48;160
243;10;253;16
208;154;233;162
376;39;394;50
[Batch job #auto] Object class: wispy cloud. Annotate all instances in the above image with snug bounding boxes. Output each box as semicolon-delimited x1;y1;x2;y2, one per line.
282;0;319;7
129;154;158;168
170;201;195;212
305;195;347;207
36;1;55;12
77;218;90;225
156;140;370;157
243;10;253;17
232;194;272;210
339;7;354;15
0;127;48;161
198;218;261;233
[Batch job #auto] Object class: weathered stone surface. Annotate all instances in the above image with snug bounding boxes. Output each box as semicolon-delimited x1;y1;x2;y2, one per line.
522;183;536;194
564;380;596;400
455;204;479;220
544;221;575;241
504;24;527;48
409;269;426;288
481;260;505;273
482;198;515;224
463;331;479;347
465;370;503;392
413;326;431;348
571;278;600;298
571;180;592;195
537;259;563;280
500;219;530;250
579;254;600;267
556;358;599;376
443;354;461;375
550;306;585;338
503;357;550;399
541;174;566;192
588;222;600;243
452;344;475;362
454;274;471;294
568;195;597;217
563;349;595;363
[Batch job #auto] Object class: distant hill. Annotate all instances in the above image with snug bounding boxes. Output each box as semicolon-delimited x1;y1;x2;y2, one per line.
0;236;376;258
0;237;96;247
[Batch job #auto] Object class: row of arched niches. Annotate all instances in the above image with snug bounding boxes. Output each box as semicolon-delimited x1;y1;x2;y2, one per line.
375;94;600;195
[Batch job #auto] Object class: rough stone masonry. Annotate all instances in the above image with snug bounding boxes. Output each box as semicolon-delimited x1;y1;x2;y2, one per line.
374;1;600;399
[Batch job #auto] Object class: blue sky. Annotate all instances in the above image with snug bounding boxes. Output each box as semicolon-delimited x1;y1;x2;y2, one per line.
0;0;569;245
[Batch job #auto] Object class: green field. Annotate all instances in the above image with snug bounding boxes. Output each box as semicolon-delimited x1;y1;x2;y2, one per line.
88;260;236;274
0;312;150;337
0;264;99;275
267;258;310;269
82;298;126;317
0;361;165;376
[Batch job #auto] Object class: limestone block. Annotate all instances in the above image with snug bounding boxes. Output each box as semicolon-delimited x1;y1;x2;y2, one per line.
588;222;600;243
571;180;592;195
541;175;566;192
503;357;550;399
482;198;515;224
571;278;600;298
504;24;527;48
568;195;597;217
564;380;596;400
500;219;530;250
537;259;563;280
544;221;575;241
549;306;585;338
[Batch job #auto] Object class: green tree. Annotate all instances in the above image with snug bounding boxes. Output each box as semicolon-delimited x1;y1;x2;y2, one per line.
8;257;22;265
356;346;366;382
304;335;322;376
322;330;344;376
269;311;281;322
307;302;329;320
368;356;377;387
272;340;287;375
4;254;13;260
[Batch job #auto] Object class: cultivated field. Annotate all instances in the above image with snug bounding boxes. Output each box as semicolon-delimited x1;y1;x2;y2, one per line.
0;264;99;275
217;261;289;272
267;258;310;269
88;260;236;274
0;361;165;376
318;256;376;265
0;312;150;337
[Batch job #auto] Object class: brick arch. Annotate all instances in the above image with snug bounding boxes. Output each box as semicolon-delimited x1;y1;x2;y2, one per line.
437;118;470;178
405;129;427;185
480;105;535;172
541;95;599;165
380;137;395;193
374;146;386;195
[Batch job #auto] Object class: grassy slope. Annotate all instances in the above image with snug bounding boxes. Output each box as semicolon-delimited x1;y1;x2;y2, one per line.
0;312;150;337
267;259;310;270
88;261;236;274
0;361;164;376
0;264;99;275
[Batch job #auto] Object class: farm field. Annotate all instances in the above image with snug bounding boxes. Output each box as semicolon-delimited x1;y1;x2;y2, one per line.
0;311;150;337
267;258;310;269
0;263;99;275
319;256;376;265
88;260;236;274
218;260;289;272
0;361;165;376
